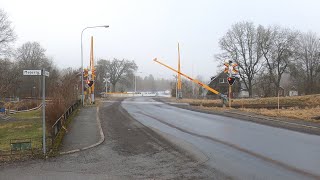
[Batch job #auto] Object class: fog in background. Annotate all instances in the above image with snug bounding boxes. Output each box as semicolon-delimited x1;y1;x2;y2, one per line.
1;0;320;81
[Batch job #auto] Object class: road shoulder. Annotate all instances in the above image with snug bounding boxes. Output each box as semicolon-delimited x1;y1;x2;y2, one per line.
154;98;320;136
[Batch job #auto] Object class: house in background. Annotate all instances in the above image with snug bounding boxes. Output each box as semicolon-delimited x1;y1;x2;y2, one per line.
206;72;242;99
289;86;298;96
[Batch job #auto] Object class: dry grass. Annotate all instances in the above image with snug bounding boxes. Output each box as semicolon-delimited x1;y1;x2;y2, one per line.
240;107;320;122
4;100;38;111
167;98;221;105
10;109;41;119
233;95;320;107
169;94;320;107
166;95;320;122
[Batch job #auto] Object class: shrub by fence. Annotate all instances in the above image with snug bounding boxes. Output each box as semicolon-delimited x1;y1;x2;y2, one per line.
51;100;81;140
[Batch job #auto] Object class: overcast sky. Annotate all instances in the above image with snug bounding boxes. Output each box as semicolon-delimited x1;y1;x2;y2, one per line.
1;0;320;81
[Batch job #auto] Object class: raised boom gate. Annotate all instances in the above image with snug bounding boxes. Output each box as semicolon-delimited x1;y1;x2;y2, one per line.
153;58;227;102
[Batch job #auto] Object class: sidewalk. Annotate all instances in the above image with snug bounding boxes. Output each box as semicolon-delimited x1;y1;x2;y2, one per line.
60;106;102;153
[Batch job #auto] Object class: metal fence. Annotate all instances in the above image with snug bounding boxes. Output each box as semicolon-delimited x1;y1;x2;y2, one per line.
51;100;81;139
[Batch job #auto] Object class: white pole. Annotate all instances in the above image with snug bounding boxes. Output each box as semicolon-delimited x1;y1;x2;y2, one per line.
106;80;108;94
42;69;46;156
134;75;137;93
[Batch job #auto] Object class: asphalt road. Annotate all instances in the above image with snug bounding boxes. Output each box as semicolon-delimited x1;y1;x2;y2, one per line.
121;97;320;180
0;99;226;180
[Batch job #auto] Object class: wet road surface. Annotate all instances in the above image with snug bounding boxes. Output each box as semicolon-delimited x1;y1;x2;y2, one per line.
0;99;225;180
121;97;320;180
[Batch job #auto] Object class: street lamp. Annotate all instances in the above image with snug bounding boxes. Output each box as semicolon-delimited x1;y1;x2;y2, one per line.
81;25;109;106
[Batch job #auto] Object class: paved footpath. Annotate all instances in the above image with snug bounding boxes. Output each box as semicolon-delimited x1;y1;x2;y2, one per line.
60;106;101;153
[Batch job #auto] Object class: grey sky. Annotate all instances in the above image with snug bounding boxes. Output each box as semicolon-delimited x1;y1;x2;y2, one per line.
1;0;320;80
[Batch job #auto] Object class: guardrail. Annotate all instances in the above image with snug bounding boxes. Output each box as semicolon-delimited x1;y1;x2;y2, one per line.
104;92;158;97
8;103;43;114
51;100;81;139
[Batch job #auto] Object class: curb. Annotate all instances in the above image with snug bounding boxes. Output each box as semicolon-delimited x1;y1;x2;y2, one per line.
60;106;105;155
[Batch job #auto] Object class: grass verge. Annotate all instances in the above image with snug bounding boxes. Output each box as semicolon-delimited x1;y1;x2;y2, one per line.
0;105;80;158
239;107;320;122
0;110;42;151
169;94;320;107
165;95;320;122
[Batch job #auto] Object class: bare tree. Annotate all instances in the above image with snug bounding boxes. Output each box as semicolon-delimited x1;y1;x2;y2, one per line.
143;74;156;92
15;42;56;97
0;9;16;56
258;25;298;96
292;32;320;94
46;68;80;131
96;58;137;92
16;42;52;69
95;59;109;93
0;58;20;98
218;22;263;97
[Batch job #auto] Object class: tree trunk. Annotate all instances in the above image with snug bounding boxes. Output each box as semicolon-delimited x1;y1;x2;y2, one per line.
248;80;253;98
112;83;116;92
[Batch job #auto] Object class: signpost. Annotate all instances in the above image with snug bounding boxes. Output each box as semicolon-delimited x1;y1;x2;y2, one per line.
23;70;42;76
23;69;49;156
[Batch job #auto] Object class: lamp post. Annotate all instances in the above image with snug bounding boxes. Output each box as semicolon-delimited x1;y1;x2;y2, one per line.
81;25;109;106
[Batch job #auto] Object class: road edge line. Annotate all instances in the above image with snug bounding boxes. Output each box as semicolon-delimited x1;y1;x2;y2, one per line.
60;106;105;155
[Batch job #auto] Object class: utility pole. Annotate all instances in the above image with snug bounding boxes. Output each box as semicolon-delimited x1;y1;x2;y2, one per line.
90;36;95;104
192;63;195;97
177;43;182;99
41;68;46;155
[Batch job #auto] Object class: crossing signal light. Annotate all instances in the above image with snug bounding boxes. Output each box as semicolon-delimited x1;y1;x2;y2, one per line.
83;69;89;77
87;80;94;87
227;77;235;86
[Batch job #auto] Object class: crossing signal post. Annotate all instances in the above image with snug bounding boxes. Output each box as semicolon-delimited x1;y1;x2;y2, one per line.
224;60;239;108
228;78;232;108
227;77;236;86
87;80;94;87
